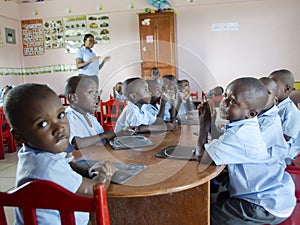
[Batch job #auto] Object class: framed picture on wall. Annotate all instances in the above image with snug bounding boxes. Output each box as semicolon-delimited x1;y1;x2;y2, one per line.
5;27;16;44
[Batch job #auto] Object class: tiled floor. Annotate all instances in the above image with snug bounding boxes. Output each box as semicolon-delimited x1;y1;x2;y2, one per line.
0;151;18;225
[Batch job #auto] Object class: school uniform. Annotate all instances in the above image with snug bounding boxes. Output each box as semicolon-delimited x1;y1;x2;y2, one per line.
114;101;156;133
258;105;289;167
15;145;88;225
205;117;296;225
177;93;194;116
277;97;300;159
74;46;99;76
65;106;104;144
142;103;160;118
115;92;126;101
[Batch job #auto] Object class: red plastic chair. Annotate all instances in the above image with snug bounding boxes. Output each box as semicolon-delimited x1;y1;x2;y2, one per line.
0;108;16;159
190;91;199;101
58;94;70;107
99;99;126;131
285;167;300;202
0;180;110;225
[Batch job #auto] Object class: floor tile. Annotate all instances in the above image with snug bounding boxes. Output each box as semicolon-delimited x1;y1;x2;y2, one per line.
4;206;15;225
0;177;15;192
0;162;14;171
0;164;17;178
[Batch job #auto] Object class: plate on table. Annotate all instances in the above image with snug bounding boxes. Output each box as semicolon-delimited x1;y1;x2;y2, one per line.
77;160;147;184
109;135;154;150
155;146;197;161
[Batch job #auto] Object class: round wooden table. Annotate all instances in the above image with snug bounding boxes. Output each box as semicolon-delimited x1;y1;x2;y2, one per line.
74;125;225;225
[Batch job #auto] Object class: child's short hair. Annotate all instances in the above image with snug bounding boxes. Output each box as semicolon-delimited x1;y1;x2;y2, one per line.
269;69;294;87
3;83;55;130
122;77;143;99
230;77;268;113
65;76;97;102
150;67;160;78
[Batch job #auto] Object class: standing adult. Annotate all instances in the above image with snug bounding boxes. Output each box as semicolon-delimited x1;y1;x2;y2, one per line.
74;33;111;84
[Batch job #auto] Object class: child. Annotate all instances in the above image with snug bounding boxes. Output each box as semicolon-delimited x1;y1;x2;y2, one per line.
269;69;300;163
3;83;115;225
65;76;133;150
196;77;296;225
114;77;173;133
161;74;182;121
258;77;289;167
0;85;13;106
113;81;126;101
177;79;195;115
150;67;160;80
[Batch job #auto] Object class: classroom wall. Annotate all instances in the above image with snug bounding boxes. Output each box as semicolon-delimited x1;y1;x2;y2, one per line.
0;0;299;99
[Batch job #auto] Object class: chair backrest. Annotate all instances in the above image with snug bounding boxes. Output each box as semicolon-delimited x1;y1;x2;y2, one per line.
190;91;199;101
0;180;110;225
99;99;126;130
0;107;16;159
58;94;70;107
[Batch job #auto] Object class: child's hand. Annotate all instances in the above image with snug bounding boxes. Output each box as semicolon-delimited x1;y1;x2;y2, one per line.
102;130;116;140
89;161;116;180
103;56;111;63
198;101;211;134
116;127;136;136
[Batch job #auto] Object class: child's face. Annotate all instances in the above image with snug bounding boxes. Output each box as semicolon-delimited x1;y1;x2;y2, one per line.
74;79;99;114
148;82;162;100
130;79;151;105
14;93;70;154
116;83;123;94
219;83;251;122
162;79;177;97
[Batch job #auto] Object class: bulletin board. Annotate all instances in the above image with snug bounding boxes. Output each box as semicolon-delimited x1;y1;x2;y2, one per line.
21;19;44;56
294;82;300;90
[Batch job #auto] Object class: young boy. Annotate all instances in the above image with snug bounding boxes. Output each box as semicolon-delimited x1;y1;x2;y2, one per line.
3;83;115;225
161;74;182;121
269;69;300;163
65;75;118;150
177;79;195;115
114;77;173;133
113;81;126;101
196;77;296;225
258;77;289;167
65;76;134;150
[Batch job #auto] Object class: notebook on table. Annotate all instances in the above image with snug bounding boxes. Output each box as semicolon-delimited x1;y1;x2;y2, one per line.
155;146;197;161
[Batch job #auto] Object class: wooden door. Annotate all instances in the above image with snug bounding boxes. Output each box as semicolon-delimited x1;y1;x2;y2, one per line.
139;12;176;78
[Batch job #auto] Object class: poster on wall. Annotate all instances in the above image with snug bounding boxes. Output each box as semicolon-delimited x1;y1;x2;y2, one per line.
43;18;64;49
87;13;110;44
63;15;87;54
21;19;44;56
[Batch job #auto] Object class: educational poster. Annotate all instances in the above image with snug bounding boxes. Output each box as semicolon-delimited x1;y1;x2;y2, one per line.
63;15;87;53
87;13;110;44
21;19;44;56
43;18;64;49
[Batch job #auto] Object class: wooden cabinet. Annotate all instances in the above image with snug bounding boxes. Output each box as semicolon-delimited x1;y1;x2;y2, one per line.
138;11;176;78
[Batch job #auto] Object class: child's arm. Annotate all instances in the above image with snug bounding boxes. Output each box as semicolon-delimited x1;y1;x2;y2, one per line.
210;107;223;139
157;95;167;119
71;160;116;196
72;130;116;150
195;102;211;161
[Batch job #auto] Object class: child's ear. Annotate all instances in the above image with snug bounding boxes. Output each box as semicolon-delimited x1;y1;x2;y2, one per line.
69;93;77;103
284;84;292;93
246;110;258;119
128;93;136;101
11;129;24;143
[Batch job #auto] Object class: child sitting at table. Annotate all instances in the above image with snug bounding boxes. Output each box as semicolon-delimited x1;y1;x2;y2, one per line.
269;69;300;164
3;83;116;225
114;77;174;133
161;74;182;121
65;75;133;150
196;77;296;225
258;77;289;168
177;79;195;115
113;81;126;101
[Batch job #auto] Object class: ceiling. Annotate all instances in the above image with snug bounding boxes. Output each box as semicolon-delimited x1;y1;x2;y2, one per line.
5;0;47;3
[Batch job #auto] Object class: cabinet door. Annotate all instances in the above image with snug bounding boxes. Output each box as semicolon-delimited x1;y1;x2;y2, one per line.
139;12;176;78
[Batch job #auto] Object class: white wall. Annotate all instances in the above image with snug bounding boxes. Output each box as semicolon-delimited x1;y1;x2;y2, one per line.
0;0;300;99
